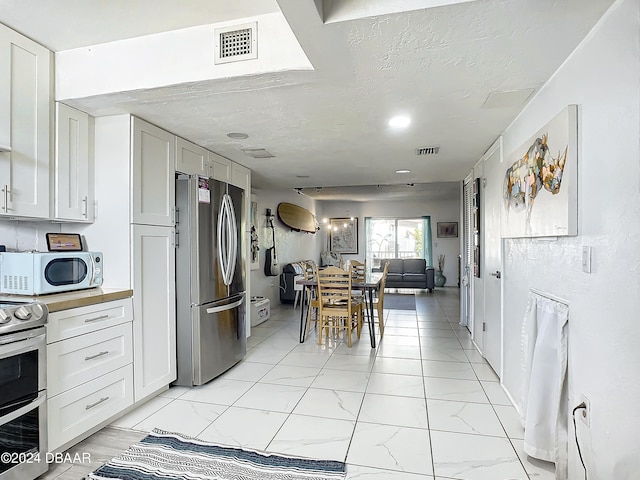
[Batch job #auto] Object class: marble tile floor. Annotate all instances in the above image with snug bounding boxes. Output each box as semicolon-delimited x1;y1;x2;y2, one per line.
42;287;556;480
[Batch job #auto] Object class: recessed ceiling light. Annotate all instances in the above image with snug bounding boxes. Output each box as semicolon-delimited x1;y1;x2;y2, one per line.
388;115;411;129
395;169;411;174
227;132;249;139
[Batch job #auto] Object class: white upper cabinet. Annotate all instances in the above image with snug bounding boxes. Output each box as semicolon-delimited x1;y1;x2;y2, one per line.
0;24;52;219
55;103;94;222
209;152;231;182
230;162;251;191
131;117;176;226
176;137;208;176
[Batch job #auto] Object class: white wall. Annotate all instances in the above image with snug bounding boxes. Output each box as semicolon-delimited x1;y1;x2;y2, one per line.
499;1;639;478
249;188;322;305
319;192;462;285
248;187;462;303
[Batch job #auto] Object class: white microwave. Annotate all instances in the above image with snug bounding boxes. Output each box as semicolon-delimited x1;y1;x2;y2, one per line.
0;252;103;295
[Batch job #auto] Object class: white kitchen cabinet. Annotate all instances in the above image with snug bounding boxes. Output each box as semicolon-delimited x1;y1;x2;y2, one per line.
0;23;52;219
132;224;177;401
176;137;208;176
230;162;251;190
47;298;134;451
48;323;133;397
55;102;94;222
132;117;175;226
47;297;133;343
209;151;231;182
48;365;134;451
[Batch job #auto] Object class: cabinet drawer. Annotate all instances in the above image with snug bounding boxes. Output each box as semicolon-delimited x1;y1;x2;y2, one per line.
48;364;134;451
47;323;133;396
47;298;133;342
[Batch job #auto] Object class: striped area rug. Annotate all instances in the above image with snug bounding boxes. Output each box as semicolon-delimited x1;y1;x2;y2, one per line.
87;429;347;480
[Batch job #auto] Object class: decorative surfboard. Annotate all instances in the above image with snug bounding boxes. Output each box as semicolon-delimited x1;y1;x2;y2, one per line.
277;202;319;233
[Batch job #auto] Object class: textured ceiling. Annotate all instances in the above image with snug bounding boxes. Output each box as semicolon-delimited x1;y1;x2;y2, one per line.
0;0;616;199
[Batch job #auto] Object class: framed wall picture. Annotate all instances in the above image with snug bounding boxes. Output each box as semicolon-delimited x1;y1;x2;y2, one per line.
502;104;578;237
329;218;358;254
250;200;259;270
437;222;458;238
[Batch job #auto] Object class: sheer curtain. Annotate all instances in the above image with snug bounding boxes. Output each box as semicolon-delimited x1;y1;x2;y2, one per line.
422;216;432;266
365;216;432;269
520;290;569;480
364;217;372;269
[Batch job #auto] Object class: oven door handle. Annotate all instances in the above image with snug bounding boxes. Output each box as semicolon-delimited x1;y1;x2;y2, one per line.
0;329;46;359
0;391;46;428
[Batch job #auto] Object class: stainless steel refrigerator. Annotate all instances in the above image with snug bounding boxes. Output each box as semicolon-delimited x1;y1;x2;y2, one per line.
174;174;246;386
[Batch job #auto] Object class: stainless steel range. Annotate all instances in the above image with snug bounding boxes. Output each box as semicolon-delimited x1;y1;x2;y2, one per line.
0;301;48;480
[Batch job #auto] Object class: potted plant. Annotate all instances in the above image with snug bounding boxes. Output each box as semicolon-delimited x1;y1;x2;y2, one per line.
435;254;446;287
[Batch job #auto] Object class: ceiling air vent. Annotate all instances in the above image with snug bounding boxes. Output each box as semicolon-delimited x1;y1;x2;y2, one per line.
416;146;440;156
214;22;258;65
242;148;274;159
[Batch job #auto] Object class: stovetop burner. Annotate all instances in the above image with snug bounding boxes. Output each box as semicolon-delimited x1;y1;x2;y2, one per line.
0;300;48;335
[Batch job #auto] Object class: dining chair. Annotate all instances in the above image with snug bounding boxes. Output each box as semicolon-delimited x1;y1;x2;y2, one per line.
350;259;366;281
303;261;321;335
372;261;389;337
316;266;364;347
349;259;366;295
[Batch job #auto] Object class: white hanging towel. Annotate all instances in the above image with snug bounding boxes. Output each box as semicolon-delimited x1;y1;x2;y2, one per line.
520;291;569;480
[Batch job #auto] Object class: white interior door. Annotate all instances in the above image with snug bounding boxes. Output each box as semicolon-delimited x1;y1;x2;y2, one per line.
482;138;503;375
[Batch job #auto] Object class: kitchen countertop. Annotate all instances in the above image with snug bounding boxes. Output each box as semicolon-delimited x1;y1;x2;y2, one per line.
0;288;133;312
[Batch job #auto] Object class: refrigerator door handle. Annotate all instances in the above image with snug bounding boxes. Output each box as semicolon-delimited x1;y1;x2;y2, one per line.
223;195;231;285
205;296;245;314
217;193;228;284
227;194;238;285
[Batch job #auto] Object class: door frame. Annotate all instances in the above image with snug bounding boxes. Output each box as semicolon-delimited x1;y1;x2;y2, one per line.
461;173;474;330
478;136;504;377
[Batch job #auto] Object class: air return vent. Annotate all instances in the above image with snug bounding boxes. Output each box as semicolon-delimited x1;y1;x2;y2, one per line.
242;148;274;159
214;22;258;65
416;146;440;156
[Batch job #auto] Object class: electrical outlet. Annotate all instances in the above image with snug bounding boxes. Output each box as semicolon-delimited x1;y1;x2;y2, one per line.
578;394;590;426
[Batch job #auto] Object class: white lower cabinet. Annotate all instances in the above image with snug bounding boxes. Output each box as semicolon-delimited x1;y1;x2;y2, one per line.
48;365;134;451
47;298;134;451
47;323;133;397
47;298;133;343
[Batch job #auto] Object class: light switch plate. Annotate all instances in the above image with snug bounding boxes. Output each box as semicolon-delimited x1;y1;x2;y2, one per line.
582;246;592;273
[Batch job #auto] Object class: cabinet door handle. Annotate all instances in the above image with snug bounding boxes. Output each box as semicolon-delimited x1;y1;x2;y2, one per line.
84;314;109;323
82;196;88;218
490;271;501;279
84;350;109;361
85;396;109;410
2;185;8;213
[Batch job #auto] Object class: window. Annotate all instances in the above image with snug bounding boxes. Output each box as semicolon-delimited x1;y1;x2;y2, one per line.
365;217;432;270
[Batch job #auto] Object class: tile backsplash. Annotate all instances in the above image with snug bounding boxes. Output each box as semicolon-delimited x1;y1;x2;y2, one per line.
0;221;62;252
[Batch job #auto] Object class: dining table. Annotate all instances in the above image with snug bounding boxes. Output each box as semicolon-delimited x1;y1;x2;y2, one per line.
296;271;383;348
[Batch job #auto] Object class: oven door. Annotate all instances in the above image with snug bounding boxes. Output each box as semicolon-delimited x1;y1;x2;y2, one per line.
0;327;46;408
0;392;47;479
0;328;47;479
